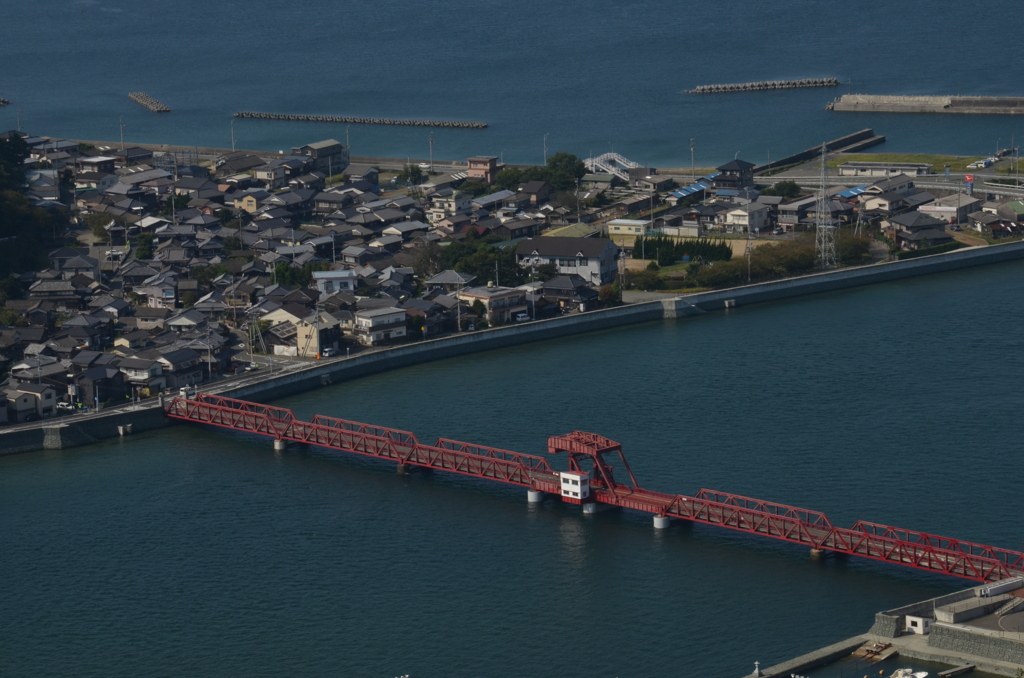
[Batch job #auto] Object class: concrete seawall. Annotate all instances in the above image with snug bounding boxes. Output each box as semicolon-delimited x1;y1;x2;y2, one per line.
5;240;1024;455
831;94;1024;115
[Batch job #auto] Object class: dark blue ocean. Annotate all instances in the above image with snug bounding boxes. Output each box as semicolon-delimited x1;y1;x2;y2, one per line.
1;0;1023;165
3;261;1024;677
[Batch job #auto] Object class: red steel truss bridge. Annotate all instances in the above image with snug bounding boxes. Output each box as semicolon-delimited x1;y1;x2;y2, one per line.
166;394;1024;583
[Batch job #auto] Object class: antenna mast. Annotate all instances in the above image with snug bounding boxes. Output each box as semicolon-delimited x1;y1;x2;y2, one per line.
814;143;836;269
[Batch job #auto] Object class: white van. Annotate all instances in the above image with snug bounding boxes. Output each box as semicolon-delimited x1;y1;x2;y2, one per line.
515;313;530;323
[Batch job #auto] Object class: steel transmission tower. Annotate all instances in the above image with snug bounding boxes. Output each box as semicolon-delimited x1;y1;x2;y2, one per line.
814;143;836;269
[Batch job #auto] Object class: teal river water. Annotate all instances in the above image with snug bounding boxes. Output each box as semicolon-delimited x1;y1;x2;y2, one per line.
3;261;1023;677
2;0;1023;165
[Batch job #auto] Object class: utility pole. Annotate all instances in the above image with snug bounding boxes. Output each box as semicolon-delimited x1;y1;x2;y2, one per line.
345;125;350;149
494;259;500;288
690;138;695;183
16;109;22;133
119;116;125;151
543;133;549;164
429;132;434;173
230;118;235;152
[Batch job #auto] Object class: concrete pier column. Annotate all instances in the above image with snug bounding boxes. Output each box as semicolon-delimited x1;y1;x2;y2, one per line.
582;502;601;514
810;548;824;558
653;515;672;529
273;439;286;451
396;463;410;475
527;490;545;503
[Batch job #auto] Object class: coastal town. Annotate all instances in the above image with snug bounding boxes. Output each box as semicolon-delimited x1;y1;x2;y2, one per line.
1;128;1023;424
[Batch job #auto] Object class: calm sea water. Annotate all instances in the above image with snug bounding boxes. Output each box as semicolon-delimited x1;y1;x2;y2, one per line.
1;1;1023;165
3;261;1024;677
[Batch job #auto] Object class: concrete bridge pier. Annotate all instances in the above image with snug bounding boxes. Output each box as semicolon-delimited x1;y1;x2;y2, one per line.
653;515;672;529
273;439;287;451
527;490;545;503
396;463;410;475
810;548;825;558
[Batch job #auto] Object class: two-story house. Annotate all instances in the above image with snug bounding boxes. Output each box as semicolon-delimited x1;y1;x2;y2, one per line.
456;284;528;325
515;237;619;286
353;308;407;346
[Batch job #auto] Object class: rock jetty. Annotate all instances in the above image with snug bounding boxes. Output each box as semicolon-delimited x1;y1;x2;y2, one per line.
233;111;487;129
687;78;840;94
128;92;171;113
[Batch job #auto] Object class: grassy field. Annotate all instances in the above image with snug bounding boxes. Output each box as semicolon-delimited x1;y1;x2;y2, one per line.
827;153;984;172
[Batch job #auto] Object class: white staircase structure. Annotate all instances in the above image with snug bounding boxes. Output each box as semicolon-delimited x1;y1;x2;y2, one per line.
584;152;642;181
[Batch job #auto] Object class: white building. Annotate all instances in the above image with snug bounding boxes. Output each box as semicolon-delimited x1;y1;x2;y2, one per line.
353;307;407;346
313;269;359;296
726;203;770;233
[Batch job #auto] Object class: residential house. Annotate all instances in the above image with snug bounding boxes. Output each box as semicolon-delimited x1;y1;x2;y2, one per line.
515;237;619;286
353;307;407;346
541;275;599;312
519;181;554;206
117;357;166;394
467;156;503;184
155;348;205;388
73;366;128;407
456;285;528;325
295;314;342;357
5;384;57;421
312;269;358;296
292;139;349;174
919;194;982;225
712;159;755;191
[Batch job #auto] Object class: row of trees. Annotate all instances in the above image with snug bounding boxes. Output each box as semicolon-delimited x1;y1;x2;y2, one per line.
493;152;587;192
631;236;733;266
0;135;68;279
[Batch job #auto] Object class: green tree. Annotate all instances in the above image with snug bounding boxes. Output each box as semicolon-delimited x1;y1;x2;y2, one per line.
136;232;155;259
761;180;801;199
180;291;197;308
160;193;191;216
84;213;111;242
395;164;424;185
456;180;490;196
0;308;28;327
471;299;486;317
532;263;558;281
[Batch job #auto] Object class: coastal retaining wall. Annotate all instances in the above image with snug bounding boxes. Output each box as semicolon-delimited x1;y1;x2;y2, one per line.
0;406;168;457
869;587;980;637
5;240;1024;456
752;128;876;174
665;240;1024;316
929;624;1024;665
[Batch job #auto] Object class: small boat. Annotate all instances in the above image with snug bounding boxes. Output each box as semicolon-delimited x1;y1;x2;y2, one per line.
889;669;928;678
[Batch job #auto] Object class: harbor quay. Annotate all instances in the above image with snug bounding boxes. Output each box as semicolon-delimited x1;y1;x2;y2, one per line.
743;579;1024;677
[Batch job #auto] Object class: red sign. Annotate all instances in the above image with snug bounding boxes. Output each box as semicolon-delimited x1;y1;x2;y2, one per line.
965;174;974;182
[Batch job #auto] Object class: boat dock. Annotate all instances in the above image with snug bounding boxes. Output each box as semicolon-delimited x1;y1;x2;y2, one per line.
233;111;487;129
128;92;171;113
687;78;839;94
829;94;1024;115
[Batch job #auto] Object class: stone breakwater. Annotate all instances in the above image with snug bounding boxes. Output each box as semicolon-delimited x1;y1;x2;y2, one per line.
687;78;839;94
128;92;171;112
233;111;488;129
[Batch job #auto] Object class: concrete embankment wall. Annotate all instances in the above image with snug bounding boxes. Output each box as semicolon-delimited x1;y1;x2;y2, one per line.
0;406;168;457
869;587;980;637
218;301;666;402
752;128;876;173
740;635;867;678
5;240;1024;456
833;94;1024;115
666;240;1024;317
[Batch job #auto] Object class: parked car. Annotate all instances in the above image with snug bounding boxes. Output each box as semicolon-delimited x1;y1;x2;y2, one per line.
321;347;337;357
514;313;530;323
